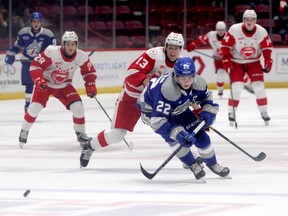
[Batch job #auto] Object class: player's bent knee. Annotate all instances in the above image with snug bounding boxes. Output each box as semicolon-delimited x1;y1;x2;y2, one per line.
176;146;190;158
252;81;265;92
105;128;127;144
70;101;84;118
28;102;43;117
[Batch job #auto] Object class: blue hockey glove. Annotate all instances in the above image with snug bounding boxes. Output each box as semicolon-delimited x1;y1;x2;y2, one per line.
176;130;196;148
199;103;219;128
5;55;15;65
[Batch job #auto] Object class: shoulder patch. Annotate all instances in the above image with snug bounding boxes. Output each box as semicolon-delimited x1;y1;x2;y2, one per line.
148;48;158;55
161;75;181;101
18;27;30;35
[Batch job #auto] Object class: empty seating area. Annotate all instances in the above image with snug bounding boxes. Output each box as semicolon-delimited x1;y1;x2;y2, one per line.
1;0;285;50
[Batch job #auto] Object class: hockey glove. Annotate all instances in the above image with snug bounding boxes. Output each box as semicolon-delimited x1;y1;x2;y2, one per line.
222;57;233;72
198;103;219;128
5;55;15;65
176;130;196;148
35;77;47;92
186;42;197;52
262;59;273;73
85;81;97;98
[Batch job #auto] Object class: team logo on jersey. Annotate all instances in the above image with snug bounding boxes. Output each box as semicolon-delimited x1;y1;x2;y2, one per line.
149;48;157;55
240;46;256;59
26;40;43;58
51;69;69;84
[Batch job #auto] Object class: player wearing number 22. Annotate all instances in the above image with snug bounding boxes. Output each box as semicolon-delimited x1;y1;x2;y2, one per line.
221;9;273;126
137;57;230;180
18;31;97;148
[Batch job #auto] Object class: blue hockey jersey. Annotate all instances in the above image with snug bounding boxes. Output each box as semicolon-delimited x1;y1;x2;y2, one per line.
6;26;56;61
137;72;214;143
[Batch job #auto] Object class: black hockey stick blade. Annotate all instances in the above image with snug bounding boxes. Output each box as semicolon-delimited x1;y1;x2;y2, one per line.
139;144;183;180
140;162;156;180
254;152;266;161
209;126;266;162
139;121;205;180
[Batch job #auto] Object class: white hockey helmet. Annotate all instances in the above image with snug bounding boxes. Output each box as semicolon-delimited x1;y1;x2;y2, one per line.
165;32;184;49
243;9;257;21
62;31;78;46
215;21;226;30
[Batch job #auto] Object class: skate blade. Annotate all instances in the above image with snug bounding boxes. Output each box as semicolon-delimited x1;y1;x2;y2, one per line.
229;121;235;126
19;142;25;149
196;177;206;183
222;174;232;179
264;121;269;126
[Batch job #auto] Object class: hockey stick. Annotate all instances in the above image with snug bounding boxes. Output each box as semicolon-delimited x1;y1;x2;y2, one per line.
209;126;266;161
15;59;32;62
88;51;94;57
140;120;205;180
228;68;238;129
94;97;134;150
192;49;215;59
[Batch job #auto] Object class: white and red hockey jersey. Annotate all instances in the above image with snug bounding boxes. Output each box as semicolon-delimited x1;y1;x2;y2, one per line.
124;47;175;98
221;23;273;64
195;31;224;60
30;45;96;89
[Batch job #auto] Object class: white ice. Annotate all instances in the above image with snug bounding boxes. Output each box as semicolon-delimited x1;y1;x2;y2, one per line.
0;88;288;216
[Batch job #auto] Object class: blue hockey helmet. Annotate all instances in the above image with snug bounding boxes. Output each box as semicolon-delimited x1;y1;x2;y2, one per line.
174;57;196;76
30;12;43;21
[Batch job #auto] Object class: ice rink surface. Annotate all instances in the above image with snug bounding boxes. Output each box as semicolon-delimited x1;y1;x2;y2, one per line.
0;88;287;216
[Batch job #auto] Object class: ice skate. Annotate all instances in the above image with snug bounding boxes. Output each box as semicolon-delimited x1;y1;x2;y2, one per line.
19;129;29;149
80;140;94;168
76;132;92;147
218;89;223;99
261;112;270;126
207;163;230;178
243;85;254;94
189;162;206;181
228;112;235;126
183;156;204;169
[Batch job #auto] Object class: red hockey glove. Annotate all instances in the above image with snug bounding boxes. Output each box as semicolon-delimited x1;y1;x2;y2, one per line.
186;42;197;52
34;77;47;92
192;107;210;132
262;59;273;73
192;108;202;116
222;57;233;72
85;81;97;98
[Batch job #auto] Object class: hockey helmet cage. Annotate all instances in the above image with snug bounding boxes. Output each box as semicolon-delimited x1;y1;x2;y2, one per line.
215;21;226;30
30;12;43;21
62;31;78;46
174;57;196;76
243;9;257;21
165;32;184;49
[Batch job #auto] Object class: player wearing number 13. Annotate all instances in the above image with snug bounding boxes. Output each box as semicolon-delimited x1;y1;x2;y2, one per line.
137;57;230;180
79;32;185;168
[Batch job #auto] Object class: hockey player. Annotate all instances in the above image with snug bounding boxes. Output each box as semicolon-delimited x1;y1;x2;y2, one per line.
5;12;56;112
18;31;97;148
137;57;230;180
79;32;184;168
221;10;273;126
186;21;254;97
